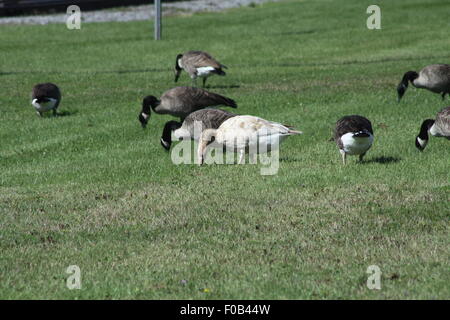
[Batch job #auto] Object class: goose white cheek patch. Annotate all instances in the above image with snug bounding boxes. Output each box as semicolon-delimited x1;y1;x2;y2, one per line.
417;137;428;148
32;98;57;112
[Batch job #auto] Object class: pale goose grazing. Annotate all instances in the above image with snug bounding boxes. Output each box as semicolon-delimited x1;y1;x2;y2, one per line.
31;83;61;116
197;116;302;165
333;115;374;164
415;106;450;151
174;51;227;87
397;64;450;102
160;109;237;150
138;86;237;128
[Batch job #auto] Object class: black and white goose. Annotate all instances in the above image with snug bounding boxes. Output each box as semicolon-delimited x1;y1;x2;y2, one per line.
333;115;374;164
160;108;237;151
397;64;450;102
174;51;227;87
415;106;450;151
31;83;61;116
138;86;237;128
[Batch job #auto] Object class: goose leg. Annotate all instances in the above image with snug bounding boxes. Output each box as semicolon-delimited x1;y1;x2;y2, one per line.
36;111;42;117
442;92;447;100
202;77;207;88
53;109;57;117
359;152;366;162
340;150;346;165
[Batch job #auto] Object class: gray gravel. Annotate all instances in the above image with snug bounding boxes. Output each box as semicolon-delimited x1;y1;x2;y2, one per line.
0;0;282;25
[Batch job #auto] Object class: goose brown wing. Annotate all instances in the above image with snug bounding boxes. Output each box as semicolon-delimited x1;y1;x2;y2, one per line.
434;106;450;136
334;115;373;141
183;51;224;69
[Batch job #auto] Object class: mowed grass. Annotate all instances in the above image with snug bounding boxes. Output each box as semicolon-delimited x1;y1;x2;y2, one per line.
0;0;449;299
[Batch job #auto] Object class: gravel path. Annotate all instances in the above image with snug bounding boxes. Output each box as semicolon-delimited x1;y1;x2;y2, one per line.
0;0;282;25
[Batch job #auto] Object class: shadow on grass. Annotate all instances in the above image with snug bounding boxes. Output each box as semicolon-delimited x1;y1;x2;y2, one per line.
365;156;401;164
56;110;77;117
204;85;241;89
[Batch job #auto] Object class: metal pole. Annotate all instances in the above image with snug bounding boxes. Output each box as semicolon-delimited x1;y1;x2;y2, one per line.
154;0;161;40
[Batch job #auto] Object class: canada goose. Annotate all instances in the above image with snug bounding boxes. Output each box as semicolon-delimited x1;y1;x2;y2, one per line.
31;83;61;116
415;106;450;151
197;115;302;165
160;109;238;150
333;115;374;164
138;86;237;128
397;64;450;102
174;51;227;87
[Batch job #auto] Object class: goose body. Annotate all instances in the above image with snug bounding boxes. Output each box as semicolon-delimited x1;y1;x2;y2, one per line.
31;83;61;116
334;115;374;164
397;64;450;101
160;108;237;150
197;115;302;165
138;86;237;128
174;51;227;87
415;106;450;151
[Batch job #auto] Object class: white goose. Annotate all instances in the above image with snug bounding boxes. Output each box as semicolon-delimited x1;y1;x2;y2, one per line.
197;115;302;165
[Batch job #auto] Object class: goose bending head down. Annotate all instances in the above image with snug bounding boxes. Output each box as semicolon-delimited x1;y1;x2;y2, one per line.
415;106;450;151
138;86;237;129
397;64;450;102
174;51;228;88
160;108;237;151
197;115;302;165
333;115;374;164
31;83;61;117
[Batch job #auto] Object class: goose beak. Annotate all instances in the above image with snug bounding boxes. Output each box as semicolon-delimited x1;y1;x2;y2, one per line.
160;138;171;151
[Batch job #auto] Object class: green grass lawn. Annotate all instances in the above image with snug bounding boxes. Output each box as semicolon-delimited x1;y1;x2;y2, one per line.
0;0;449;299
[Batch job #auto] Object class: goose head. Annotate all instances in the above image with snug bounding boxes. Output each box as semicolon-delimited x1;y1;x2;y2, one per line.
397;71;419;102
415;119;434;151
34;96;51;104
353;129;371;138
174;54;183;82
138;96;160;128
160;120;182;151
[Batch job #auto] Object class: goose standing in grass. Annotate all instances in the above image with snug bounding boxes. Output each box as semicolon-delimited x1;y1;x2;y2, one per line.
397;64;450;102
174;51;227;87
197;115;302;165
415;106;450;151
31;83;61;116
160;109;237;150
138;86;237;128
333;115;374;164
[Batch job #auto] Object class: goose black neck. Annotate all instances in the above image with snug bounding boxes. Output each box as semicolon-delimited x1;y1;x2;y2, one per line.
418;119;434;140
161;121;182;150
142;96;161;113
142;101;151;114
402;71;419;84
